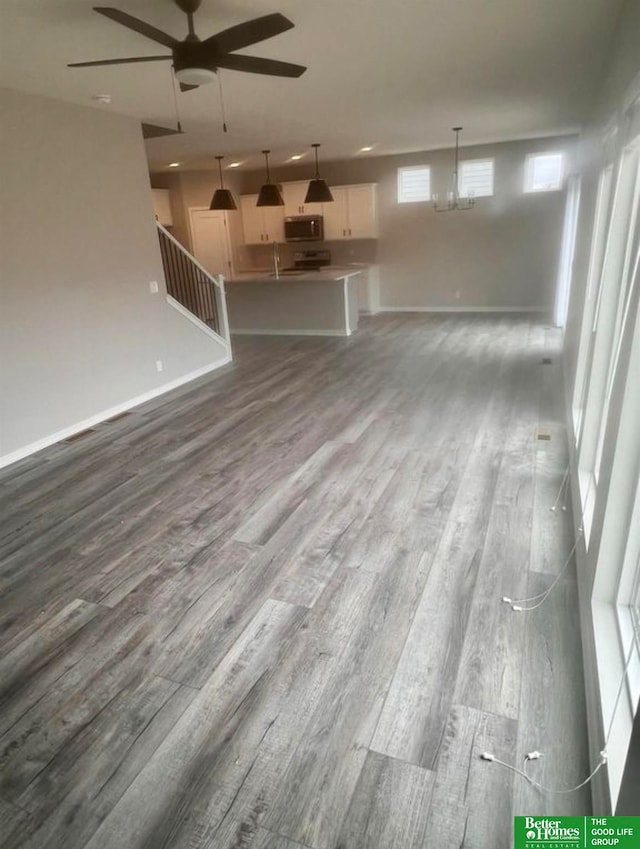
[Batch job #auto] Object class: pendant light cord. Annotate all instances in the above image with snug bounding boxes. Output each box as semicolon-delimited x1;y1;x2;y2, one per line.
313;143;320;178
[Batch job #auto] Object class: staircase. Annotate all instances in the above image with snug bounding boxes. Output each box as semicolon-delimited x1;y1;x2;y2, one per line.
156;222;231;357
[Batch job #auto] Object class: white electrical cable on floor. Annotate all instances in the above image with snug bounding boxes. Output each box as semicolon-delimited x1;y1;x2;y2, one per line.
501;528;583;611
480;635;638;794
549;466;570;513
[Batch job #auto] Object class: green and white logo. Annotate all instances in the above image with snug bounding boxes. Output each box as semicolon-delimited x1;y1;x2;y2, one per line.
514;816;640;849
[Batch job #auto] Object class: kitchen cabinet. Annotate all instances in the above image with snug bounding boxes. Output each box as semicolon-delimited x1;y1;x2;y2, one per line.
240;194;285;244
239;183;377;244
281;181;324;217
152;188;173;226
323;184;378;240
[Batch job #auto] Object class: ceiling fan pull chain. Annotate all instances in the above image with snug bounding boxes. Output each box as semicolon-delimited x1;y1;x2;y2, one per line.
170;66;183;133
218;70;228;133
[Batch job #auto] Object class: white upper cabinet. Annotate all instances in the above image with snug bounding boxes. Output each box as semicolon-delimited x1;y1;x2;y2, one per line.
323;184;378;240
281;181;324;217
152;188;173;226
239;183;377;244
345;184;378;239
240;194;285;244
262;204;286;243
323;186;349;240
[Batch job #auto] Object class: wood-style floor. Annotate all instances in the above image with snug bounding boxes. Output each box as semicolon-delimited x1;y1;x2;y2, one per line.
0;314;590;849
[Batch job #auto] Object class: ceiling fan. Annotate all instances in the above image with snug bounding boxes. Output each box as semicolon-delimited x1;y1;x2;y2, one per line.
68;0;306;91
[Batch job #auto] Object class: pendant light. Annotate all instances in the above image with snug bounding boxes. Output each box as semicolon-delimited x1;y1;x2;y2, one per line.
256;149;284;207
209;155;237;210
433;127;474;212
304;143;334;204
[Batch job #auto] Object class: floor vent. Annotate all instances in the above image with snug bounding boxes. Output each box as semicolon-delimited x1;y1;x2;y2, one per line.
542;357;552;364
105;411;132;423
536;429;551;441
64;428;96;443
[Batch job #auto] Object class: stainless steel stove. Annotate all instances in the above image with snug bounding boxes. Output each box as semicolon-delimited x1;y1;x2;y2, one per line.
283;249;332;272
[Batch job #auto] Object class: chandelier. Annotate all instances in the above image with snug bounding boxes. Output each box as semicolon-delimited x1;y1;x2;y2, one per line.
434;127;474;212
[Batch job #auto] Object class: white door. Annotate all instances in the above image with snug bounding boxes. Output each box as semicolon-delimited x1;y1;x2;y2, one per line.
189;209;233;277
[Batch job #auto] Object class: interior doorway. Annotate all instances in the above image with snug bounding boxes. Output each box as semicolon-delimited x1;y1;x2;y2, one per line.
188;208;234;279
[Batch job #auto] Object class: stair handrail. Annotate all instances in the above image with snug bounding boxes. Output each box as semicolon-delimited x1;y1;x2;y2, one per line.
156;221;231;351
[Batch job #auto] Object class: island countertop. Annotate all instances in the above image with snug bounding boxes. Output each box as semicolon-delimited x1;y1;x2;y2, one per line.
225;266;365;284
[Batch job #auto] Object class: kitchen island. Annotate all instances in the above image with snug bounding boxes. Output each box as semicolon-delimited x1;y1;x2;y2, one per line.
224;267;363;336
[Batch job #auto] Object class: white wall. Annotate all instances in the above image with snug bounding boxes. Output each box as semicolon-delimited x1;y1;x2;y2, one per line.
0;88;229;465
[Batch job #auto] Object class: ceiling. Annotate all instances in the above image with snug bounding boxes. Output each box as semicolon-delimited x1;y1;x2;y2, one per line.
0;0;624;172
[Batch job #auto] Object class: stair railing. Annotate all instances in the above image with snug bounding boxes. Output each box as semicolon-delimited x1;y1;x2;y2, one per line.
156;222;231;354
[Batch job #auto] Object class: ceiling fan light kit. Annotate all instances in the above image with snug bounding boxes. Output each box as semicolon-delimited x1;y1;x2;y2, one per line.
174;66;217;87
257;150;284;207
210;155;237;210
433;127;475;212
304;144;333;204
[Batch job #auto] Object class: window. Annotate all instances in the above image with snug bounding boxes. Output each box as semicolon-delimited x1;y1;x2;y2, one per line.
572;165;615;441
458;159;494;198
397;166;431;203
524;152;565;192
578;139;640;520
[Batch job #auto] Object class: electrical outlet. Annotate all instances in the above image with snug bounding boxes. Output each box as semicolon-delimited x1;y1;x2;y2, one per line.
155;360;163;372
455;290;461;300
149;280;159;294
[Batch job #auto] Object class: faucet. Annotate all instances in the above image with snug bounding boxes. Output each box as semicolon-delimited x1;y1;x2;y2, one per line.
272;241;280;279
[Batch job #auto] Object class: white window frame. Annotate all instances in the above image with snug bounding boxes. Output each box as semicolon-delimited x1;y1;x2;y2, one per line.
524;151;565;193
572;164;615;442
577;138;640;546
397;166;431;204
592;306;640;807
458;158;494;198
593;151;640;482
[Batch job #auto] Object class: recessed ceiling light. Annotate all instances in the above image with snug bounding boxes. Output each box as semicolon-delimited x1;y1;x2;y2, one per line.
290;154;304;161
359;145;373;152
228;161;242;168
92;94;112;104
168;162;180;168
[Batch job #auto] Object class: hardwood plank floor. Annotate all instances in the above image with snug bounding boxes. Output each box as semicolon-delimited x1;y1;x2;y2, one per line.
0;313;591;848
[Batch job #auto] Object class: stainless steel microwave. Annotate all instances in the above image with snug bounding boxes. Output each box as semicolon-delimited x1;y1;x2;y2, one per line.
284;215;324;242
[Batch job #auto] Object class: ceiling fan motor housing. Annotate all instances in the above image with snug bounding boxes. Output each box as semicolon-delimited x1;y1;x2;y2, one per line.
173;41;219;84
174;0;203;14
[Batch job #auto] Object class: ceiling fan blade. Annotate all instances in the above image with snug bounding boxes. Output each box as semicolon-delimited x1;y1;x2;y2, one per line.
179;82;199;92
68;55;171;67
214;54;306;78
202;13;294;54
94;7;178;49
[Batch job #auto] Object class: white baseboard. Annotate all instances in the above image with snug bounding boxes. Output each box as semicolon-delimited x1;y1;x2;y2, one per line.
379;305;548;313
0;356;232;470
231;328;351;337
